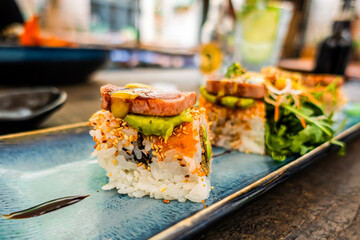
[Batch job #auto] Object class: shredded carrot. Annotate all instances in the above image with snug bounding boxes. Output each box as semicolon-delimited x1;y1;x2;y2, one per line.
299;118;307;128
274;95;282;122
308;87;326;93
301;91;322;106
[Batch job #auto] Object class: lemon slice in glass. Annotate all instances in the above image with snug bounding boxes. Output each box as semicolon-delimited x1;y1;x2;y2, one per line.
240;8;279;63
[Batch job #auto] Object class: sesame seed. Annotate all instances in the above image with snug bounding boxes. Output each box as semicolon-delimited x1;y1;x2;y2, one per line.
160;188;166;192
211;186;214;190
114;151;118;156
113;159;118;165
108;172;112;177
137;162;143;167
143;164;146;169
96;145;101;151
185;175;189;178
147;167;151;171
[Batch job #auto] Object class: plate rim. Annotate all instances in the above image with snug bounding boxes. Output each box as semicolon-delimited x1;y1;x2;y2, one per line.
0;122;88;139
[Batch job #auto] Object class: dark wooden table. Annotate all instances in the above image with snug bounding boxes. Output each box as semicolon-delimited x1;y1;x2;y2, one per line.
4;69;360;239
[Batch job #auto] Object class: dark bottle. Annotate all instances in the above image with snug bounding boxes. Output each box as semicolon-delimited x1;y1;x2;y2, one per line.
314;0;354;75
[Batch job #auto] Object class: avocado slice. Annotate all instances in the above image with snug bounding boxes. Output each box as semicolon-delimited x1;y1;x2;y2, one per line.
199;124;212;176
237;98;255;108
199;86;216;103
200;86;255;109
221;96;239;108
124;109;193;141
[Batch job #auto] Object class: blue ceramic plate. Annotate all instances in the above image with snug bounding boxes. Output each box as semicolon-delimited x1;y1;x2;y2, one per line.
1;82;360;240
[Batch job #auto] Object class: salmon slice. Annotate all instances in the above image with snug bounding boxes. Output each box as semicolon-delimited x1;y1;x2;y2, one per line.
206;77;265;99
100;84;197;116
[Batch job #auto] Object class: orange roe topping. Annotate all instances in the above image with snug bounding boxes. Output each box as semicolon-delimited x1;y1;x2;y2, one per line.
192;168;206;177
155;117;199;160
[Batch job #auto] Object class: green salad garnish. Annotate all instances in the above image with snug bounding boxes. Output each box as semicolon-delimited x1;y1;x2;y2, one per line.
225;62;246;78
265;95;344;161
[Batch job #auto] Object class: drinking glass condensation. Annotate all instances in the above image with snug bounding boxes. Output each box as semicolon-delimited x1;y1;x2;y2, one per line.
234;2;293;72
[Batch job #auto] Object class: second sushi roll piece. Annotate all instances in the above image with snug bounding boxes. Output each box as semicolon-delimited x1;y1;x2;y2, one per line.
199;63;266;154
89;83;212;202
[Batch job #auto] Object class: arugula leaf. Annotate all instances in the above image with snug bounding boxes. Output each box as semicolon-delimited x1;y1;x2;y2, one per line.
330;139;346;155
265;95;341;161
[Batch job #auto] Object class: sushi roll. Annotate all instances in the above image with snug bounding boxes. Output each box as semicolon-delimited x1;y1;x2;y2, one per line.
89;83;212;202
199;63;266;154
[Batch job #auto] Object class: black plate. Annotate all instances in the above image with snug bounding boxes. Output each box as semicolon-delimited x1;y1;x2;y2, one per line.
0;87;67;134
0;46;109;85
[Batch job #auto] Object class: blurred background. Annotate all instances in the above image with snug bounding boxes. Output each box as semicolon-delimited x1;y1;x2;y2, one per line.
0;0;359;133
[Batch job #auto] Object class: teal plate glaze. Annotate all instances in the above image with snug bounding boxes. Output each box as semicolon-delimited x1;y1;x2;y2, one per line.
1;81;360;240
